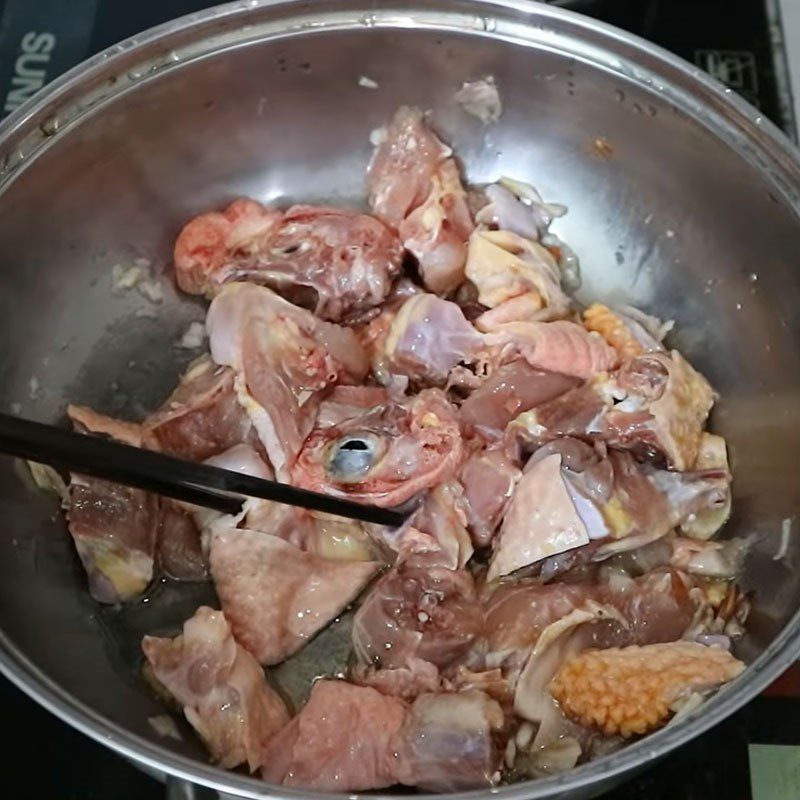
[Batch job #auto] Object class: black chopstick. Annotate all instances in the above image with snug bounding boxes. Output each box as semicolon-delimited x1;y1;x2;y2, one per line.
0;413;405;527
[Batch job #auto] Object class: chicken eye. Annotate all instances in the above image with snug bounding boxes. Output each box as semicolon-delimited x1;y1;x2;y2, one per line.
326;433;384;483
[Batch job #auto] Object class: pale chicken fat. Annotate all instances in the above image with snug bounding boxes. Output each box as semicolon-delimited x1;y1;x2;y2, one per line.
465;229;570;326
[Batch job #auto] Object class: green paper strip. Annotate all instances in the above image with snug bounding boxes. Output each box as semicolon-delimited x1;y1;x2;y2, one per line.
749;744;800;800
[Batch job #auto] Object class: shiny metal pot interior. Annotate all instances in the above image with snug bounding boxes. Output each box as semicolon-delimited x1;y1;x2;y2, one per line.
0;0;799;797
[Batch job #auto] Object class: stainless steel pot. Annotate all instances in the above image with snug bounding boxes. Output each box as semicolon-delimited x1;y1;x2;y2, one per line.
0;1;799;797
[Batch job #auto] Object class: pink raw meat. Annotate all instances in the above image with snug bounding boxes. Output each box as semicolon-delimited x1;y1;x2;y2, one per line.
142;606;289;771
209;528;381;665
174;198;402;321
261;680;407;791
143;354;257;462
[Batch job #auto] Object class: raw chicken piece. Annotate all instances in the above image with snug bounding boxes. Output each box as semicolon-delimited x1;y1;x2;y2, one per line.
352;562;481;670
475;178;567;241
261;680;407;791
484;581;600;658
605;457;729;554
174;199;402;321
399;159;475;294
360;314;404;388
181;443;276;563
206;282;368;478
382;293;484;384
514;350;713;470
513;602;627;722
510;712;584;778
460;360;580;441
483;569;700;660
475;293;548;330
509;378;612;450
173;198;279;295
367;106;451;228
158;501;207;581
386;526;453;567
459;448;521;547
487;452;591;581
356;280;424;390
606;351;715;469
143;355;257;461
370;479;473;571
406;480;474;568
142;607;289;770
485;320;619;380
549;642;744;737
264;683;502;792
190;446;293;551
488;438;729;580
465;229;571;328
351;657;442;701
367;107;474;293
596;568;699;646
66;407;158;603
225;441;378;567
209;528;381;665
394;691;504;791
69;405;229;585
69;475;157;603
292;388;463;507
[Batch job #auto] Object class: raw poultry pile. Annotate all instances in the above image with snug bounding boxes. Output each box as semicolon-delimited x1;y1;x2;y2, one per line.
59;107;748;791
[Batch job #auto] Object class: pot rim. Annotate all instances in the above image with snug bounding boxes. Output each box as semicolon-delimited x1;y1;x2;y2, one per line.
1;1;799;797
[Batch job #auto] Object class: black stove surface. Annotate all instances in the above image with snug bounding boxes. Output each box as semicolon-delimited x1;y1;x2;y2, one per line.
1;1;797;798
